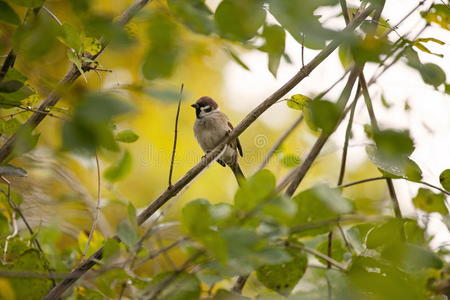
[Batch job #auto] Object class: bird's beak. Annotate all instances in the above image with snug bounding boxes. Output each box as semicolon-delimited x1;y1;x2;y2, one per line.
191;103;198;109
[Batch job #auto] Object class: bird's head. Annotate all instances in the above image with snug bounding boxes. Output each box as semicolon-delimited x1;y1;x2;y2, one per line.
191;96;219;118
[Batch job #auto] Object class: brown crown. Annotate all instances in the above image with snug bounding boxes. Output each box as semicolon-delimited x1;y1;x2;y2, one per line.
195;96;218;109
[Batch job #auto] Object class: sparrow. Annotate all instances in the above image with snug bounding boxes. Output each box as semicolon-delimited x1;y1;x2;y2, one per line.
191;96;245;184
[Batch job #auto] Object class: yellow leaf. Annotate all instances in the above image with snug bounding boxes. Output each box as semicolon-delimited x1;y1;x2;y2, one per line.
82;37;102;56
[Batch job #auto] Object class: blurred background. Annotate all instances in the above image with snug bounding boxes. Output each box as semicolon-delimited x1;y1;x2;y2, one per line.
0;0;448;284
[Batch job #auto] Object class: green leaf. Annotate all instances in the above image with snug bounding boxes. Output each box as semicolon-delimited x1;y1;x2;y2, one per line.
58;23;82;52
338;44;353;69
350;35;392;64
142;11;180;80
413;41;443;58
103;238;121;261
366;145;422;182
0;72;33;107
0;80;24;93
381;242;443;271
13;13;59;60
261;25;285;77
220;227;291;274
143;271;200;300
412;188;448;214
0;164;27;177
62;92;133;154
0;1;20;25
0;248;53;299
9;0;44;8
380;94;391;108
291;184;352;235
84;14;132;48
286;94;311;111
214;0;266;41
439;169;450;192
115;129;139;143
8;126;40;162
307;100;340;134
234;169;276;211
268;0;338;49
374;129;414;158
348;256;428;300
167;0;214;35
419;63;446;87
366;218;425;249
213;289;249;300
182;199;213;237
256;246;307;296
67;49;86;81
116;220;139;248
104;151;133;182
225;48;250;71
262;196;297;225
0;118;21;135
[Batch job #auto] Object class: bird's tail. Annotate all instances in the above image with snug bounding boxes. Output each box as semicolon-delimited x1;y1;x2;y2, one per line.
230;163;245;186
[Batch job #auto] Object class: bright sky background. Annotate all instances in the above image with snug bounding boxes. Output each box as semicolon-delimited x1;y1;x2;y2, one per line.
210;0;450;248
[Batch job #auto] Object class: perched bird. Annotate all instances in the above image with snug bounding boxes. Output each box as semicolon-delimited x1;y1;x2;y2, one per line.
191;96;245;184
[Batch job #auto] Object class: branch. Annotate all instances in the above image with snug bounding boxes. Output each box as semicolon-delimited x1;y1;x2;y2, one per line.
337;83;361;185
168;84;184;188
286;242;346;271
283;67;361;197
44;7;375;298
337;176;450;196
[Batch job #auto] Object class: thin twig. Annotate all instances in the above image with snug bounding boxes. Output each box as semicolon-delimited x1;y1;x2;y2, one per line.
337;176;387;188
256;115;303;173
337;83;361;185
83;153;102;257
337;176;450;196
168;84;184;188
301;33;305;68
43;6;62;25
337;222;353;252
0;102;68;120
286;242;346;271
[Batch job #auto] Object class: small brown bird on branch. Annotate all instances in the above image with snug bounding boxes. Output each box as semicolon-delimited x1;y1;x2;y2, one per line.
191;96;245;185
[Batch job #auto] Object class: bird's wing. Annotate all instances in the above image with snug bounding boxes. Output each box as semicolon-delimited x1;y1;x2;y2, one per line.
227;121;243;157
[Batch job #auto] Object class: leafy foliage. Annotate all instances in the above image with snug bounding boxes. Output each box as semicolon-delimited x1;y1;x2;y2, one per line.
0;1;448;299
